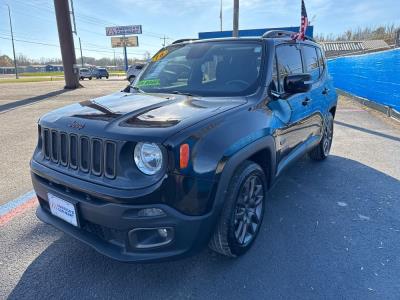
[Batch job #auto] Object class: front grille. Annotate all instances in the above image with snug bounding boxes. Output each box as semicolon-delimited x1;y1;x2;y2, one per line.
41;127;117;178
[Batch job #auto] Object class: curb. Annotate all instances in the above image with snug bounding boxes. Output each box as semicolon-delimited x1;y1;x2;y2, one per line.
337;89;400;122
0;190;37;226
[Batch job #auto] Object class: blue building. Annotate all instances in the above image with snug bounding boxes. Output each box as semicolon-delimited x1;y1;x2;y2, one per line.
199;26;314;39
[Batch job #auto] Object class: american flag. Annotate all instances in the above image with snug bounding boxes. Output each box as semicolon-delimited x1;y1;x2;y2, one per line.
293;0;309;40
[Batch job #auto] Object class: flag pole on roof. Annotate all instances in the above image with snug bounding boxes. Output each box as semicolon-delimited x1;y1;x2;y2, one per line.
293;0;309;41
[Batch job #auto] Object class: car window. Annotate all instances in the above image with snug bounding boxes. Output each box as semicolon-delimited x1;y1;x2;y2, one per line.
270;55;279;93
316;47;325;77
303;45;320;82
135;42;263;97
276;44;303;92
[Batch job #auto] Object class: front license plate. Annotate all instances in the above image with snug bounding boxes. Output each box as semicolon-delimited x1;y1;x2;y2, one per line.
48;193;78;227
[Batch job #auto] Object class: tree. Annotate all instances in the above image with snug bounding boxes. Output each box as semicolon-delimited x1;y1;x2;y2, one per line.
0;55;13;67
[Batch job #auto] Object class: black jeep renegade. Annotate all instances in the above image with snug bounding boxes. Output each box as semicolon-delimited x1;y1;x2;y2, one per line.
31;31;338;262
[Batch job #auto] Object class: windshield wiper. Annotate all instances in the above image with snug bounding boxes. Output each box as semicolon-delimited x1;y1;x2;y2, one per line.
170;91;197;97
131;86;144;93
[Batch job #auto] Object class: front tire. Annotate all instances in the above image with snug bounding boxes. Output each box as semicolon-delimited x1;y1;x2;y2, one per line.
209;160;267;257
309;113;334;161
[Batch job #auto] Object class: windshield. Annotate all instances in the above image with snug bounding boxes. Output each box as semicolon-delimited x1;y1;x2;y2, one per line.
134;41;264;97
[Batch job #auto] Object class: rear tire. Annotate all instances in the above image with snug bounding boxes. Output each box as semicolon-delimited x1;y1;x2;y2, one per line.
89;77;92;80
309;113;334;161
129;76;135;83
209;160;267;257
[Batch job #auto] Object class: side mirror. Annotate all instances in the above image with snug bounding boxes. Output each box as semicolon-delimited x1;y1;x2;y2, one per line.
284;74;312;94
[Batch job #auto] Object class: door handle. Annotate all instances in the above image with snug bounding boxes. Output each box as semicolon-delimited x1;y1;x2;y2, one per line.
302;97;311;106
322;87;330;95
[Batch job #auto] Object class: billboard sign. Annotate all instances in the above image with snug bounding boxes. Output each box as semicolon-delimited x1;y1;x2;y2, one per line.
106;25;142;36
111;36;139;48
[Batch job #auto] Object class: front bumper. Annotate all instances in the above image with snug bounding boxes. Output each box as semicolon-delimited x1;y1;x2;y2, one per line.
32;170;217;263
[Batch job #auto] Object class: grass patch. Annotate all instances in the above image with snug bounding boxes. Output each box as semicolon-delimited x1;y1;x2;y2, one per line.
19;72;64;77
109;71;126;76
0;77;65;84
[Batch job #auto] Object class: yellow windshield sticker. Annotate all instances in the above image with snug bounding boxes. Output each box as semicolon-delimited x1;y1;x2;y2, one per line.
152;49;169;62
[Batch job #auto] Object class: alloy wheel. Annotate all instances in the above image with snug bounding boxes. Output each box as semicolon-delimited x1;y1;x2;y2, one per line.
322;117;333;156
234;175;264;246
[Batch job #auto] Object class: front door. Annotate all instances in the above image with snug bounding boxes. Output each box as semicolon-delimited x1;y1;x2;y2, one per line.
273;43;313;165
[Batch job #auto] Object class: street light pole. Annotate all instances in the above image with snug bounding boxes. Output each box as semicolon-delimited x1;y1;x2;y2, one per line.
220;0;223;31
78;37;84;67
6;4;18;79
232;0;239;37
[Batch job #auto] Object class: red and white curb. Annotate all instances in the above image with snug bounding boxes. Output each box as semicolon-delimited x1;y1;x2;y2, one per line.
0;190;37;226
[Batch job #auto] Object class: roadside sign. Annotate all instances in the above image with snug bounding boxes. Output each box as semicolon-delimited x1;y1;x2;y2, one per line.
111;36;139;48
106;25;142;36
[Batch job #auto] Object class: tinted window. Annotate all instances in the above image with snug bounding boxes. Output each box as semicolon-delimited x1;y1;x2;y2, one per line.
316;47;325;76
276;44;303;92
303;45;320;81
270;56;279;92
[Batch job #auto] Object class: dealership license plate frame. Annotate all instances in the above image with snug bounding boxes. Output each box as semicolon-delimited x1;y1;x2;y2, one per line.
48;193;80;227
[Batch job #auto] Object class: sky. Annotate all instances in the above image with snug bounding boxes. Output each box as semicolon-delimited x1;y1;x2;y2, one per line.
0;0;399;61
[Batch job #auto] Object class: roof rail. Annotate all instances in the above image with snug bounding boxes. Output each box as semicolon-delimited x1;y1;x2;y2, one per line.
171;38;198;44
262;30;316;42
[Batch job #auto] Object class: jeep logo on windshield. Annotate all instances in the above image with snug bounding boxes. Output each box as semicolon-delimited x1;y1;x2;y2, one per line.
68;121;85;130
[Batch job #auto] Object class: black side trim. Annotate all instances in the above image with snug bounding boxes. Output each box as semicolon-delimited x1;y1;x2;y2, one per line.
213;136;276;211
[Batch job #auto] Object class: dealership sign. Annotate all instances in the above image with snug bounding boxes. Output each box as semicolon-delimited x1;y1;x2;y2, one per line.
106;25;142;36
111;36;139;48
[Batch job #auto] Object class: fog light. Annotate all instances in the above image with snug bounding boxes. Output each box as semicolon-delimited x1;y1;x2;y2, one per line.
158;228;168;238
137;208;165;217
129;227;174;249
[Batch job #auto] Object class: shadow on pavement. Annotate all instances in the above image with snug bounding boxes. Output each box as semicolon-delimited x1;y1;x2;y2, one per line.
8;155;400;299
335;120;400;143
0;89;70;113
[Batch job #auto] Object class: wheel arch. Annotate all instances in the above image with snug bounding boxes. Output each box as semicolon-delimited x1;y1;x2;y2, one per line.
213;136;276;212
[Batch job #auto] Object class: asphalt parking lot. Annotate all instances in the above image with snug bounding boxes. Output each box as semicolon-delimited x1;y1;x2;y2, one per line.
1;79;400;299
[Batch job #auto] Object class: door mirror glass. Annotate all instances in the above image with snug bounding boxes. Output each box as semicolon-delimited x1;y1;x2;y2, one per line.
284;74;312;94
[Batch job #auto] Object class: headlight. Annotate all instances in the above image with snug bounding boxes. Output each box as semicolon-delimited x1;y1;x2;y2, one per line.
134;142;163;175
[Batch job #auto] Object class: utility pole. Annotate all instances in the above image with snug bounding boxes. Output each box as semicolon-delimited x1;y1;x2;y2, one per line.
54;0;79;89
69;0;84;69
161;35;169;47
6;4;18;79
232;0;239;37
220;0;223;31
70;0;77;34
78;37;84;67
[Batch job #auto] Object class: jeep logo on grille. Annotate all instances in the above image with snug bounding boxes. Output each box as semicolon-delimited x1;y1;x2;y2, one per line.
68;121;85;130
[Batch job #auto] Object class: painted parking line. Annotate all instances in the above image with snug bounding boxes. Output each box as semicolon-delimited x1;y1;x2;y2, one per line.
0;190;38;226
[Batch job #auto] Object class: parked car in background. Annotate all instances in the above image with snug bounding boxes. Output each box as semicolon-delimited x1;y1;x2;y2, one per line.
92;67;109;79
79;68;92;80
126;63;145;83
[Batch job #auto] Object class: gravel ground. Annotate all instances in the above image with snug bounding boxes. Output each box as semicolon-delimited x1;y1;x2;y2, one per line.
0;83;400;299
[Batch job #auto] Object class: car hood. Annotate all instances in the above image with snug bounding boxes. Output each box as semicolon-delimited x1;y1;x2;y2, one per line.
39;92;247;142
